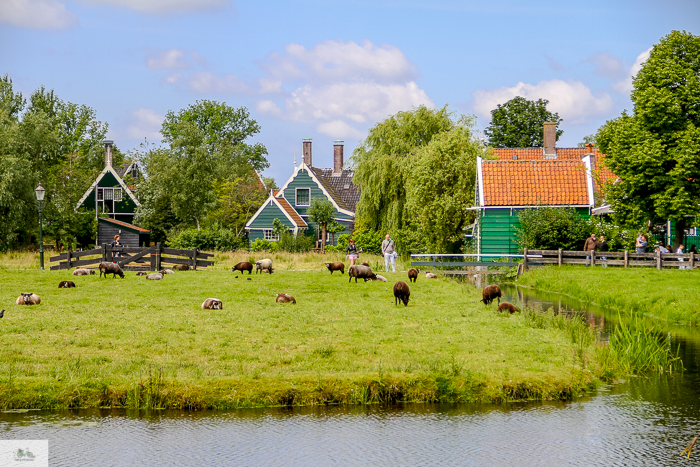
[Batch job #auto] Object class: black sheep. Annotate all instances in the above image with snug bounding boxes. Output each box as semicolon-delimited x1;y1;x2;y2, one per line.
58;280;75;288
393;281;411;306
407;268;419;283
481;285;502;305
99;262;124;279
348;265;377;283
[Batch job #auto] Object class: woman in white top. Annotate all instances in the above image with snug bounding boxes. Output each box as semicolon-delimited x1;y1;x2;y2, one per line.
677;244;685;269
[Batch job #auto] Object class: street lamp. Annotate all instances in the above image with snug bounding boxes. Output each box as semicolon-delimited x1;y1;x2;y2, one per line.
35;184;45;270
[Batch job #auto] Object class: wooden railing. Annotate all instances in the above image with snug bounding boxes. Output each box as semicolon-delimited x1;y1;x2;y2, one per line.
523;249;696;270
50;243;214;271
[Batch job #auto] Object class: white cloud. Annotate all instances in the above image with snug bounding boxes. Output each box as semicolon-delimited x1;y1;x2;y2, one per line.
187;71;248;94
0;0;77;30
256;100;282;118
147;49;204;70
258;78;283;94
586;52;626;79
126;107;164;141
473;79;614;124
317;120;364;139
79;0;230;14
612;48;652;94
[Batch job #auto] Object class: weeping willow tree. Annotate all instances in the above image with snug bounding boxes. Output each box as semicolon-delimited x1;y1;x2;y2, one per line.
352;105;454;232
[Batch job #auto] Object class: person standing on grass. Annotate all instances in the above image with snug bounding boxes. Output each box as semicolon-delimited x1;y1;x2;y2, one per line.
346;238;359;266
110;234;122;260
598;235;609;267
583;233;598;266
381;234;396;273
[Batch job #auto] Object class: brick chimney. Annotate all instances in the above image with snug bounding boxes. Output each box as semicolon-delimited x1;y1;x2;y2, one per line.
104;140;114;167
543;122;557;158
302;139;312;166
333;141;344;175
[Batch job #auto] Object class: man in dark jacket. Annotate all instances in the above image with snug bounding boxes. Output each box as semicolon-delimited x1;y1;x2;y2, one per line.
583;234;598;266
598;235;609;267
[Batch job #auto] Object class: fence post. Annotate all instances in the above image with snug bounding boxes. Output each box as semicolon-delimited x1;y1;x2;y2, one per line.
691;252;695;270
657;250;662;270
155;242;161;271
102;244;108;262
67;250;72;269
624;250;629;268
557;249;562;267
523;248;528;271
150;245;156;271
590;251;596;267
192;248;198;271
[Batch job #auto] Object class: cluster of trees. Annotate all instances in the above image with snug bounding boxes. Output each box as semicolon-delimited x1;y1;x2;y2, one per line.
0;76;112;251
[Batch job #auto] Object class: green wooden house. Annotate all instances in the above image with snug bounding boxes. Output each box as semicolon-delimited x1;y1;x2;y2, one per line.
246;140;359;245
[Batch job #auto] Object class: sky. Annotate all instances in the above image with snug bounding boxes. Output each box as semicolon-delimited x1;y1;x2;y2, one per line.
1;0;699;183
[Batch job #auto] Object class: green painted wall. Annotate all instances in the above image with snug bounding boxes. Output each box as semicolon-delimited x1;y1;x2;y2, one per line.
80;171;137;222
282;170;353;222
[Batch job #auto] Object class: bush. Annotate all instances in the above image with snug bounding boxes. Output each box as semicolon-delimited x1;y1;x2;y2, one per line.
277;232;314;253
168;224;246;251
391;227;432;256
351;230;383;255
516;207;590;251
586;217;637;252
250;238;277;252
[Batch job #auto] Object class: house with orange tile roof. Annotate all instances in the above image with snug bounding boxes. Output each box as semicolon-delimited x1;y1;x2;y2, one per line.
245;140;359;245
474;123;611;255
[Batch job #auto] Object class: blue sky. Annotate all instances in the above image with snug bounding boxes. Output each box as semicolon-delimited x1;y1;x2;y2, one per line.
2;0;698;183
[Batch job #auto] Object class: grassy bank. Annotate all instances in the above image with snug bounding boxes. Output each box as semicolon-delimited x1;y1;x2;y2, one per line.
0;253;606;409
517;266;700;325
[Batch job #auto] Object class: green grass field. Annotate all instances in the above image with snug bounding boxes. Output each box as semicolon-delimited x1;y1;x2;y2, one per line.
0;252;602;409
517;265;700;325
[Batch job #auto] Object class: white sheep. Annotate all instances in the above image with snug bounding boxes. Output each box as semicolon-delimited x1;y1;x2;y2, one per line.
16;293;41;305
201;298;223;309
255;258;273;274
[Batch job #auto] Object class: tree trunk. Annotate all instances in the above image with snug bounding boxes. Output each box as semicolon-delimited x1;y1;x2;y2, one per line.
674;218;686;250
321;223;327;254
196;216;201;231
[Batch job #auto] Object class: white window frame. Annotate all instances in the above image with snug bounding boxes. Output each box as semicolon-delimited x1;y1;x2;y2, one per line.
103;188;114;200
296;188;311;206
113;188;123;201
263;229;280;241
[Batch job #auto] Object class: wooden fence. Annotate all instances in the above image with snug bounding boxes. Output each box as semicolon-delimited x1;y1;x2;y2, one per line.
50;243;214;271
523;249;696;270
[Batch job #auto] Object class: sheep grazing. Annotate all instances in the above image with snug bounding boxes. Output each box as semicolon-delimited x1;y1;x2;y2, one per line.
373;275;388;282
161;269;175;275
481;285;502;305
173;264;189;271
393;281;411;306
146;272;164;280
232;262;253;274
16;293;41;305
425;272;438;279
498;302;517;314
72;268;95;276
136;271;148;276
99;262;124;279
325;262;345;274
407;268;419;283
348;265;377;283
276;293;296;304
58;280;75;288
201;298;223;310
255;258;273;274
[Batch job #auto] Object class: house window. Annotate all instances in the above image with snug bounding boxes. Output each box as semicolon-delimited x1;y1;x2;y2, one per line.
97;188;103;201
296;188;310;206
113;188;123;201
103;188;113;200
263;230;279;241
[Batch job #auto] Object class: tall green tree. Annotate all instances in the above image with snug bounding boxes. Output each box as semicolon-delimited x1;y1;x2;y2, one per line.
307;198;335;254
352;105;454;232
484;96;562;148
597;30;700;247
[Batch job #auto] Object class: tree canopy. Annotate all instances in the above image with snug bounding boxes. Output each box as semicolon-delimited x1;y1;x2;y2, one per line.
597;30;700;246
484;96;562;148
307;198;335;253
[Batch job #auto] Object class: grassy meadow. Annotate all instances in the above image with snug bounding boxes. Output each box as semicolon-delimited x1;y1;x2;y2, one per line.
517;265;700;325
0;251;606;409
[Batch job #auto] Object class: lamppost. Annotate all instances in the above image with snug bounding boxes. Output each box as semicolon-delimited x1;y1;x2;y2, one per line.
35;184;45;270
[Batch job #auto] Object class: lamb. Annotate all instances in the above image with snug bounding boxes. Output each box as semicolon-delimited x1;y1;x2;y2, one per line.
325;262;345;274
425;272;438;279
481;285;502;305
16;293;41;305
136;271;148;276
407;268;419;283
201;298;223;310
146;272;164;280
276;293;296;304
58;280;75;288
373;275;388;282
232;262;253;274
99;262;124;279
255;258;274;274
393;281;410;306
72;268;95;276
173;264;189;271
498;302;517;314
348;265;377;283
161;269;175;275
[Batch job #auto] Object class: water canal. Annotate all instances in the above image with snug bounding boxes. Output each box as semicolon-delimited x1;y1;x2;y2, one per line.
1;285;699;466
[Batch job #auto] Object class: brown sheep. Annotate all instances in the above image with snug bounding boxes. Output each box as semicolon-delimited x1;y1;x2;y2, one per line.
276;293;296;304
348;265;377;283
407;268;419;283
16;293;41;305
99;261;124;279
393;281;411;306
201;298;223;309
232;262;253;274
72;268;95;276
325;262;345;274
498;302;517;314
360;262;370;267
481;285;502;305
58;280;75;288
173;264;189;271
136;271;148;276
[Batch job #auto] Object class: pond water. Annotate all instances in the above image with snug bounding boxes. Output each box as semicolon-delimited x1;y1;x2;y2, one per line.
1;286;699;466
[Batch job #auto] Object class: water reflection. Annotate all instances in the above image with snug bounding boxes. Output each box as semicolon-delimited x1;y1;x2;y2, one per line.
1;286;700;466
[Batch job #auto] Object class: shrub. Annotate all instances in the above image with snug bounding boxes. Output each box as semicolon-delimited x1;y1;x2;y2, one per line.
351;230;383;255
277;232;314;253
586;217;637;252
516;207;591;251
250;238;277;252
167;224;246;251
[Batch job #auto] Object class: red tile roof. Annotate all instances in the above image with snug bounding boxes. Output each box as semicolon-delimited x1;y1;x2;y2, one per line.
99;217;150;233
482;160;591;206
491;146;606;161
276;197;308;227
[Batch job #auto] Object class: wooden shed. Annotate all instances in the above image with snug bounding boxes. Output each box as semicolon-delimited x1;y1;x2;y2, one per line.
98;217;150;247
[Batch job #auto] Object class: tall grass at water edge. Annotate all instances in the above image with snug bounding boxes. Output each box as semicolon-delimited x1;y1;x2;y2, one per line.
518;265;700;324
